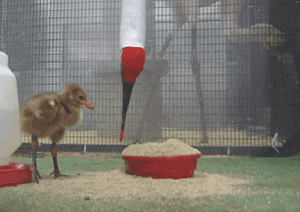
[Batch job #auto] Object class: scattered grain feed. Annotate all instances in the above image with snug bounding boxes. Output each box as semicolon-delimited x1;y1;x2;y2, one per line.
5;170;251;202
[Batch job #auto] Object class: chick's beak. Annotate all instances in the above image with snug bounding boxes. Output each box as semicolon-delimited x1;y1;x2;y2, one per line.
84;101;94;110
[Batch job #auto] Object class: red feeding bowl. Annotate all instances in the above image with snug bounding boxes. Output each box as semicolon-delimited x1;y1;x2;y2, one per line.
122;154;201;179
0;162;32;188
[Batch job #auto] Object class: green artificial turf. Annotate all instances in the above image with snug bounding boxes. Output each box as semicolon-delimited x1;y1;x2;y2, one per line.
0;156;298;212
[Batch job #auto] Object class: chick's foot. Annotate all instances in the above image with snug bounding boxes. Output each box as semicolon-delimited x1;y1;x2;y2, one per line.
50;170;69;178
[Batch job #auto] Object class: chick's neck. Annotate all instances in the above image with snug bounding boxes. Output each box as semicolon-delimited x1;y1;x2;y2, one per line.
58;96;75;114
60;101;71;114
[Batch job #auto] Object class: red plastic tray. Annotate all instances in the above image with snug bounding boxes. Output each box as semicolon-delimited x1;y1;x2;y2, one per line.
0;162;32;188
122;154;201;179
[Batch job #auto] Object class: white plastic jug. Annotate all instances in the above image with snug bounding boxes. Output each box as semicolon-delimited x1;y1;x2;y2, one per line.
0;52;21;165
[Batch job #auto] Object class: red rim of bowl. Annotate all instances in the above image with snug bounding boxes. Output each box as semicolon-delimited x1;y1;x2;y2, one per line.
0;162;30;170
122;153;202;161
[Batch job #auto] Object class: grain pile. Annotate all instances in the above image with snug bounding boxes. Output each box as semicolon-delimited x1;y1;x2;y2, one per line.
121;138;201;156
7;170;250;202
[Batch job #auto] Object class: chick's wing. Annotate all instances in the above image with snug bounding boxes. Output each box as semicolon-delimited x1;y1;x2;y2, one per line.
22;94;60;121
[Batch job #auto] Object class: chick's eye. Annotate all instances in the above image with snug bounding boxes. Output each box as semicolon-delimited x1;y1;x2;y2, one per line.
79;95;84;100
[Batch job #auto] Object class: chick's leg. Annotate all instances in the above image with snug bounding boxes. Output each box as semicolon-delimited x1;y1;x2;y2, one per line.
49;128;67;178
31;134;42;183
50;142;65;178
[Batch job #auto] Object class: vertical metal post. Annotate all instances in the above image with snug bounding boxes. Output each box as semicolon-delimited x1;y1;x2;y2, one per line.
145;0;156;60
135;0;163;143
1;0;7;50
190;13;208;143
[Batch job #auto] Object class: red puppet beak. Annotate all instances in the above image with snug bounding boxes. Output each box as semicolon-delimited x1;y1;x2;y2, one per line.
120;47;146;141
85;101;94;110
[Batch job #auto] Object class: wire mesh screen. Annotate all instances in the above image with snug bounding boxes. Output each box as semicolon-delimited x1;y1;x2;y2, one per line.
2;0;298;153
